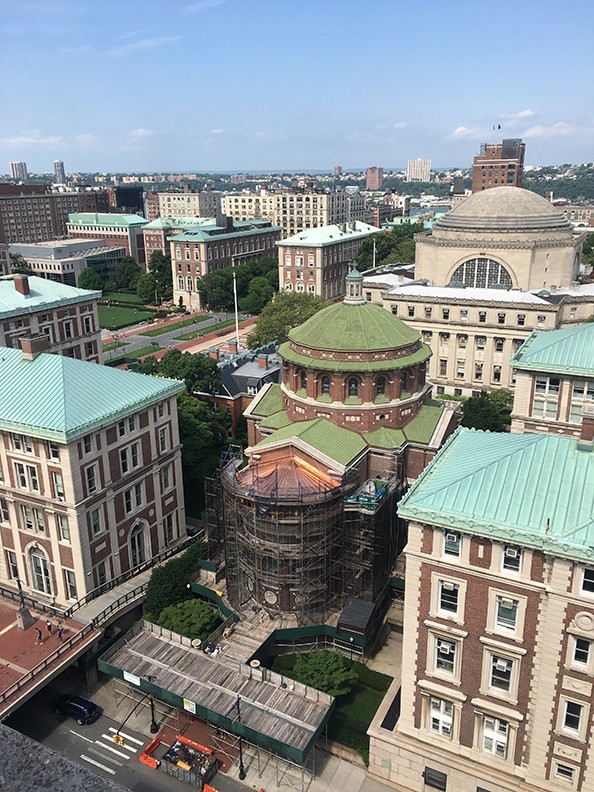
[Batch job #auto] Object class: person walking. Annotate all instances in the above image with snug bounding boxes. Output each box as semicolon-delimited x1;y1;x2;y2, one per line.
57;624;63;643
35;628;43;645
46;620;52;637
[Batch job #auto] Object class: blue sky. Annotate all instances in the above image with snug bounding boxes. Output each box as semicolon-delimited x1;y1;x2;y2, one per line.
1;0;593;173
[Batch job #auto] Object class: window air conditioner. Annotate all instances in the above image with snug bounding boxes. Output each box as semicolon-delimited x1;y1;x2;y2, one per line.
437;640;454;654
505;547;519;558
495;659;510;671
442;582;456;591
445;533;458;543
499;598;515;610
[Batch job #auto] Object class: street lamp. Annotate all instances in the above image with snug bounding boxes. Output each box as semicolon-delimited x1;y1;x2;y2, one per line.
236;696;246;780
349;636;354;665
149;693;159;734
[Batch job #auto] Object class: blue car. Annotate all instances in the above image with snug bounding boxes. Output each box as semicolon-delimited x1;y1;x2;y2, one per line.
55;695;101;725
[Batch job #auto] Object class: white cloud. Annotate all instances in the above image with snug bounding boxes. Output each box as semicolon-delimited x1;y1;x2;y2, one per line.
185;0;225;12
448;126;483;140
129;128;157;141
522;122;573;139
393;121;408;129
109;36;180;57
500;109;535;120
210;128;224;135
73;134;99;145
0;133;64;147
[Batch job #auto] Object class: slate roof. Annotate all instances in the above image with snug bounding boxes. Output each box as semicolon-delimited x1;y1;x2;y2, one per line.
398;427;594;563
0;275;101;318
510;323;594;375
0;348;183;441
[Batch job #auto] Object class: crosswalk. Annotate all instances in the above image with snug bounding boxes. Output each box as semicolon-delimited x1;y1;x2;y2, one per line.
70;725;143;776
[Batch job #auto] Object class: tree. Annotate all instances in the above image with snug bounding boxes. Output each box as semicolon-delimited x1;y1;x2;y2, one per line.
136;272;160;304
246;291;325;348
460;392;510;433
138;349;221;394
292;651;358;697
239;276;275;315
145;540;207;619
156;599;219;641
148;250;173;300
77;267;102;291
356;223;423;270
9;253;32;275
115;256;141;289
196;255;279;312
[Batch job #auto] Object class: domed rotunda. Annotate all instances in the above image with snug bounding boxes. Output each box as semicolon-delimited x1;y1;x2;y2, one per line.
415;186;582;291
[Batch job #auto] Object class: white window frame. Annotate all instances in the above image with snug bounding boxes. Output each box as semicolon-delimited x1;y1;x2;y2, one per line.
443;531;461;558
428;697;453;738
559;699;586;740
5;550;18;580
502;544;522;573
64;569;77;600
90;507;101;536
57;514;70;542
159;427;168;452
481;715;509;759
85;465;97;494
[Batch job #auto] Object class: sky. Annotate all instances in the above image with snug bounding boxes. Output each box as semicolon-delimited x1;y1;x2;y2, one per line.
1;0;593;173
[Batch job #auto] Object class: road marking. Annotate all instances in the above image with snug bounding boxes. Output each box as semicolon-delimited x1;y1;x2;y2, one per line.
81;754;116;775
95;740;130;759
69;730;94;744
101;733;137;753
107;726;144;746
88;747;122;767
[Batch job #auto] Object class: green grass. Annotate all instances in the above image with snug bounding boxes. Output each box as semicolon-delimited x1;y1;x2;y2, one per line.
112;345;163;361
174;318;237;341
98;305;155;330
102;341;129;352
101;292;145;305
138;315;213;337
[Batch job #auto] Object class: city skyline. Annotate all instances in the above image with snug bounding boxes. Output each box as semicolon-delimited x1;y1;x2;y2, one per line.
1;0;593;172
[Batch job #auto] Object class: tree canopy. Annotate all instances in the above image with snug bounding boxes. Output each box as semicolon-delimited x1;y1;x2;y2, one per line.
145;540;207;619
292;650;358;697
77;267;102;291
356;223;423;270
460;391;512;433
246;291;325;348
156;598;219;641
136;272;160;304
197;256;278;312
9;253;32;275
115;256;142;289
148;250;173;300
138;348;221;394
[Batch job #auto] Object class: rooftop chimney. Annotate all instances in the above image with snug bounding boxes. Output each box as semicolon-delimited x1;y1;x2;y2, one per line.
208;348;219;361
19;333;50;361
578;403;594;451
13;274;30;296
258;354;268;368
228;339;238;354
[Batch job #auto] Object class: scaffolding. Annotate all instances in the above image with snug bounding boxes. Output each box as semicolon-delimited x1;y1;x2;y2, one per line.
205;445;405;624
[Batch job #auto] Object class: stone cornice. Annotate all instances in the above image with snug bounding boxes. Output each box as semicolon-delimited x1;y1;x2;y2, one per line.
417;236;576;250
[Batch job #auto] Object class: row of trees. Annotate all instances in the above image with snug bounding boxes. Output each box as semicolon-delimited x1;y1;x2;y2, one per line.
196;255;278;314
78;250;174;303
355;223;423;270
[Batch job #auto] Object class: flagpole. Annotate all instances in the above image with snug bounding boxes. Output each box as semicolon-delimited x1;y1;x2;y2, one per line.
232;269;240;351
372;240;376;269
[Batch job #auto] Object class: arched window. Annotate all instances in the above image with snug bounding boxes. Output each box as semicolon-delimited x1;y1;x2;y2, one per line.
177;276;183;290
186;276;193;292
307;283;315;293
300;371;307;390
400;371;407;394
130;523;146;568
296;282;304;292
451;258;513;289
321;376;331;395
30;547;51;594
195;277;200;291
285;281;293;291
375;376;386;396
348;378;359;397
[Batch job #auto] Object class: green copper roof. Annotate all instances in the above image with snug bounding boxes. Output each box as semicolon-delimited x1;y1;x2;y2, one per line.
143;217;213;230
0;348;183;442
0;276;101;319
169;220;281;243
288;301;420;352
67;213;148;227
250;383;283;417
511;323;594;375
364;403;443;448
260;410;292;430
399;427;594;564
279;341;431;373
254;418;366;467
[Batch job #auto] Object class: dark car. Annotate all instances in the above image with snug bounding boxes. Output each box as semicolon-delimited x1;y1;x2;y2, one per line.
54;695;101;725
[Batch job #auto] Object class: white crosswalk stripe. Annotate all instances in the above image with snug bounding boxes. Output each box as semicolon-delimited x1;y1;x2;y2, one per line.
80;754;116;775
101;733;138;754
88;747;123;767
107;726;144;746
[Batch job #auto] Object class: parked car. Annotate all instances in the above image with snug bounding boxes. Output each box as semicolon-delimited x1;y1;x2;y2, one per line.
54;695;101;725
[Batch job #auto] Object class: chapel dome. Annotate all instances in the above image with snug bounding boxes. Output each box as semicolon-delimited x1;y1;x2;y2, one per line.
435;186;572;233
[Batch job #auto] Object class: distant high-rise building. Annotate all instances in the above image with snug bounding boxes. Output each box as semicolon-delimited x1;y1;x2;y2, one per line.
406;159;431;182
472;138;525;193
334;165;343;176
9;162;28;181
53;159;66;184
366;166;384;190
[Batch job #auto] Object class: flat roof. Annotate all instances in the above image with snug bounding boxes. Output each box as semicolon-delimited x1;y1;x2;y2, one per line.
384;283;552;305
67;213;148;227
277;222;380;247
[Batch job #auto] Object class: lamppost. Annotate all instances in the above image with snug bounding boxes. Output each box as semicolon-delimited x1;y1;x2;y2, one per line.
349;636;354;665
236;696;246;780
148;693;159;734
15;577;34;630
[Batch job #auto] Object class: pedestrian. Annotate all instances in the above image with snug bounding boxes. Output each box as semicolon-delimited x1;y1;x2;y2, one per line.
57;624;63;643
46;620;52;637
35;627;42;645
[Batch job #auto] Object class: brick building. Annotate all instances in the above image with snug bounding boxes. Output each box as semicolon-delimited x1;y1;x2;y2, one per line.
369;425;594;792
66;213;148;266
0;338;185;606
158;191;221;220
0;274;102;363
472;139;525;193
142;217;214;260
366;167;384;191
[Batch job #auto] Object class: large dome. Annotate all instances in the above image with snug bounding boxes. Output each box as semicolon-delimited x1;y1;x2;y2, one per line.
288;301;419;352
436;186;571;232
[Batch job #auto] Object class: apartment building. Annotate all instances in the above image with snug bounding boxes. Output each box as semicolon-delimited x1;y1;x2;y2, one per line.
366;167;384;190
158;191;221;220
0;274;102;363
142;217;214;260
9;162;28;181
406;159;431;182
369;425;594;792
171;219;282;310
278;221;380;300
66;213;148;266
9;239;125;286
222;189;371;238
472;138;525;193
510;322;594;437
0;185;109;244
0;337;185;607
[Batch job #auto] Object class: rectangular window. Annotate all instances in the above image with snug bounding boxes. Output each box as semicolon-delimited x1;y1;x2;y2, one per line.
64;570;77;600
497;313;506;325
11;434;32;453
457;334;467;348
555;763;576;783
435;638;456;674
57;514;70;542
408;306;415;317
157;401;165;418
496;597;518;630
440;332;450;345
52;471;65;499
443;531;461;557
563;701;583;732
429;697;453;737
476;336;486;350
442;308;450;320
493;365;502;383
120;447;129;474
503;545;522;572
482;716;508;757
21;504;33;530
582;568;594;594
5;550;18;580
460;309;468;321
490;655;513;692
423;768;447;791
531;376;560;419
162;464;171;491
134;482;142;507
33;507;44;532
131;442;139;468
91;507;101;535
128;415;136;432
474;362;483;381
517;314;526;326
159;427;168;452
124;489;132;513
569;379;594;422
478;311;486;323
83;434;92;453
86;465;97;494
83;316;92;334
425;306;432;318
495;337;505;352
118;420;126;437
0;499;9;523
456;360;465;378
48;441;60;460
439;359;447;377
164;513;174;544
15;463;27;488
391;305;398;315
574;638;590;666
439;581;459;613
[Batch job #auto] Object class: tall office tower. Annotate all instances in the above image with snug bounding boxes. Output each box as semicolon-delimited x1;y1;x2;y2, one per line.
472;138;525;192
366;166;384;190
9;162;28;181
406;159;431;182
53;159;66;184
334;165;343;176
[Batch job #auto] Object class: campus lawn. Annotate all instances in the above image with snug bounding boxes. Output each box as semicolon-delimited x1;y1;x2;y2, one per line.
101;292;145;305
109;344;164;363
98;304;155;330
139;314;213;337
102;341;129;352
174;318;237;341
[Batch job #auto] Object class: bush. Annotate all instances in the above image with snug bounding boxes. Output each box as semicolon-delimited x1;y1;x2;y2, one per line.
145;540;207;619
352;661;392;692
156;598;220;640
292;650;357;697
